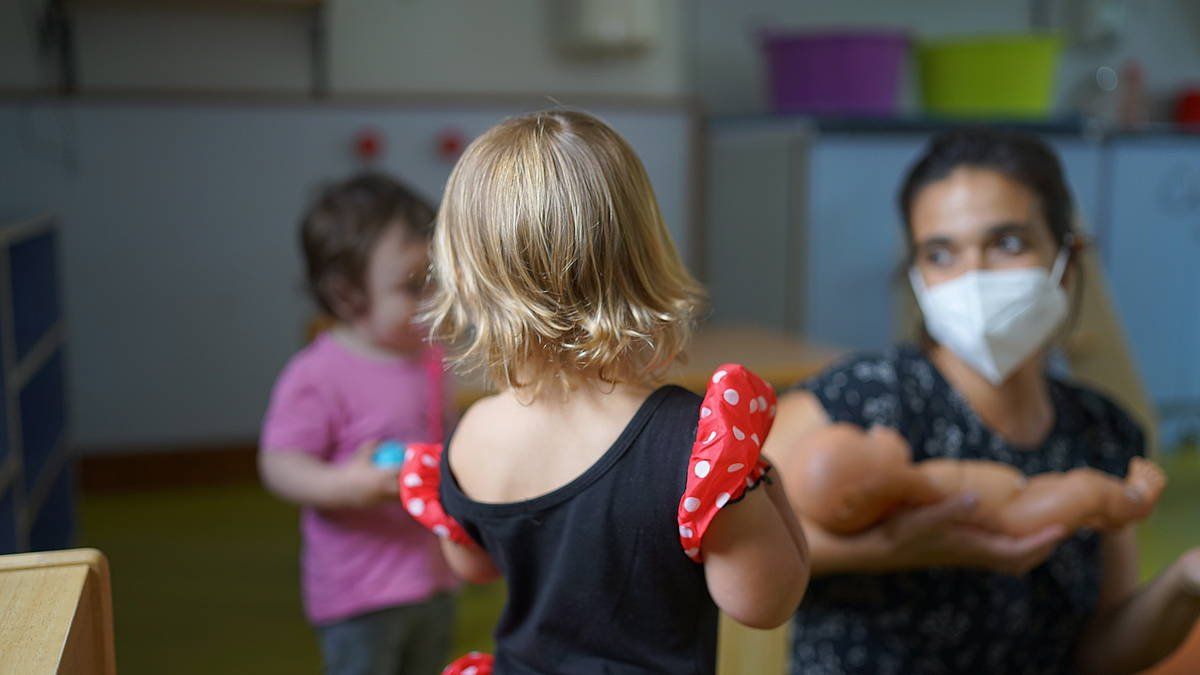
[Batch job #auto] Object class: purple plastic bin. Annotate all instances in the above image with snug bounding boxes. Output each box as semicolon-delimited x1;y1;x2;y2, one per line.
762;30;909;115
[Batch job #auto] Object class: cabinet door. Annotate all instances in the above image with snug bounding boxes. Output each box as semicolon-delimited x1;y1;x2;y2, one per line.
19;349;67;495
9;231;61;363
1104;139;1200;427
705;128;801;332
1050;139;1103;233
803;135;926;351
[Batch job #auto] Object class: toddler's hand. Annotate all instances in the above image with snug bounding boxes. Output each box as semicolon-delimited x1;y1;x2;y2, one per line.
1180;547;1200;599
338;440;401;507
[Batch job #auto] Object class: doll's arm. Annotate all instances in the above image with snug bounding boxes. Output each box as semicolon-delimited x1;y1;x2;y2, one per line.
784;425;945;534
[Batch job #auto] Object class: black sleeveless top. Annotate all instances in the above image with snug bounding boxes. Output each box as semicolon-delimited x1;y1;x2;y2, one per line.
441;385;718;674
789;346;1145;675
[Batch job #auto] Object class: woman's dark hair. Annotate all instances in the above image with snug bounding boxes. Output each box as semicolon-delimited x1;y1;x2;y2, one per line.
898;127;1077;261
300;172;435;318
898;127;1084;339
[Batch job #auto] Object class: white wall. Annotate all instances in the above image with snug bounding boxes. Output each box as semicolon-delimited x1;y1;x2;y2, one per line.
4;1;1197;111
0;2;44;91
329;0;686;97
2;100;696;451
1056;1;1200;119
0;0;686;98
73;4;313;92
0;1;690;452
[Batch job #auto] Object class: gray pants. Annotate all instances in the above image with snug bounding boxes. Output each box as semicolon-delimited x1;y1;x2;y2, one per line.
317;592;456;675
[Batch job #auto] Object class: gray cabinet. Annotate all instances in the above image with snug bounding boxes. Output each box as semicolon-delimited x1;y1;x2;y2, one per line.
803;135;924;351
1103;138;1200;443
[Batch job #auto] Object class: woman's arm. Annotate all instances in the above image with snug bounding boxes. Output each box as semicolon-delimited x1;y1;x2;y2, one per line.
765;390;1068;577
1074;530;1200;674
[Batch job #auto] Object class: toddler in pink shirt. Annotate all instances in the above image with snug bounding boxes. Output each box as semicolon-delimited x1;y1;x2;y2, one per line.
260;173;457;675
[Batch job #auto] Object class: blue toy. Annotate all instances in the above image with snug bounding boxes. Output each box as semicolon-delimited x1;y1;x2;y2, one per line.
372;440;408;469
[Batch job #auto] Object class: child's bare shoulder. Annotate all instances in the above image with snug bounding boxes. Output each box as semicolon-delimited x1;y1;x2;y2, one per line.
446;391;538;496
449;391;523;458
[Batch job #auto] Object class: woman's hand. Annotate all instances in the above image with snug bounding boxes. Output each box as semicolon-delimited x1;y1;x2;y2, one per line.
868;493;1069;575
1072;537;1200;674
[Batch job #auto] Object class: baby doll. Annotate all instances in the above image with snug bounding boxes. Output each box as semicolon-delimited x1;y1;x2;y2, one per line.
784;424;1167;536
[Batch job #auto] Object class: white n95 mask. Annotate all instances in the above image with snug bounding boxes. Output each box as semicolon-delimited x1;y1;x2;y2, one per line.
910;249;1070;385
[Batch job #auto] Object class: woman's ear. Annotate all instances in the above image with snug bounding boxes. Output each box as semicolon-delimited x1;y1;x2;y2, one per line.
1068;232;1091;257
1060;232;1090;282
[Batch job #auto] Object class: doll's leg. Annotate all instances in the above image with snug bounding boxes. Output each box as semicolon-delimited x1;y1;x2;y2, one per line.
992;471;1105;536
918;459;1026;531
1092;458;1167;529
993;460;1166;535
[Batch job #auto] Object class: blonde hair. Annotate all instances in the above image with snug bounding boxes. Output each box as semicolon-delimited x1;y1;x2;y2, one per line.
425;109;705;395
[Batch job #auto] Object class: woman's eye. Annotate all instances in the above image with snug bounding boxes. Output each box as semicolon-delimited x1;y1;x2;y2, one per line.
925;247;953;267
996;234;1026;254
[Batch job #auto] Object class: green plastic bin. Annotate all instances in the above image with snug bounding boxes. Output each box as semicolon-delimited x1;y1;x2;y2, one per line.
918;35;1062;118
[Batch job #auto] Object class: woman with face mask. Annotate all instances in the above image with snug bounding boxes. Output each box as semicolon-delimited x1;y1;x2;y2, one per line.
765;128;1200;674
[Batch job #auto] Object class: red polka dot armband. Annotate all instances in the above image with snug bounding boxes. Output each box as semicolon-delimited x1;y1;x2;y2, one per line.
678;364;776;562
441;651;493;675
399;443;474;547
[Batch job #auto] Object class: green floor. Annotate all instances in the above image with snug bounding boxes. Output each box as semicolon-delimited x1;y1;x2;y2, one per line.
78;485;504;674
80;452;1200;674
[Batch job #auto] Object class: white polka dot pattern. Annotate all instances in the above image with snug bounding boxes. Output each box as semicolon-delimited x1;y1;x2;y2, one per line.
398;442;475;547
677;363;776;563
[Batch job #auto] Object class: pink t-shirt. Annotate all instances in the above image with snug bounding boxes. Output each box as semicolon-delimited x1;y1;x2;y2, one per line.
260;333;458;625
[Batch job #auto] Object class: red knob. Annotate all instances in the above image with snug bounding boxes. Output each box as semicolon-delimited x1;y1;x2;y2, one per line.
354;128;383;161
1174;88;1200;128
436;128;466;161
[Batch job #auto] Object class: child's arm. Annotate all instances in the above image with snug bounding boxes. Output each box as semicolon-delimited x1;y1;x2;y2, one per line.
702;474;810;629
259;441;398;510
260;360;398;510
439;539;501;584
685;365;810;629
398;441;501;584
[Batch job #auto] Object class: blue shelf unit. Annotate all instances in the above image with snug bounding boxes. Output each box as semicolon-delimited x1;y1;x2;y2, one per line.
0;215;73;554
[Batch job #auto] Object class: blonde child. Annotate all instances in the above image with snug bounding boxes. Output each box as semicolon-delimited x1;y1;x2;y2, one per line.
406;110;810;673
259;173;456;675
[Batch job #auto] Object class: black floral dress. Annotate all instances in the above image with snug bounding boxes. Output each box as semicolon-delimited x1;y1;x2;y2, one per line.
790;346;1145;675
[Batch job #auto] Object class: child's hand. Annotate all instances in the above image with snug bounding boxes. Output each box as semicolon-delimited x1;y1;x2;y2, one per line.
1181;547;1200;599
337;441;401;507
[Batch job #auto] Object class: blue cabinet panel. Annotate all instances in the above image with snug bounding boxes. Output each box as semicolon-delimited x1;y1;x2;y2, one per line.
805;135;926;351
28;465;75;552
0;489;15;554
9;230;61;362
19;349;67;489
1103;139;1200;442
0;217;72;553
